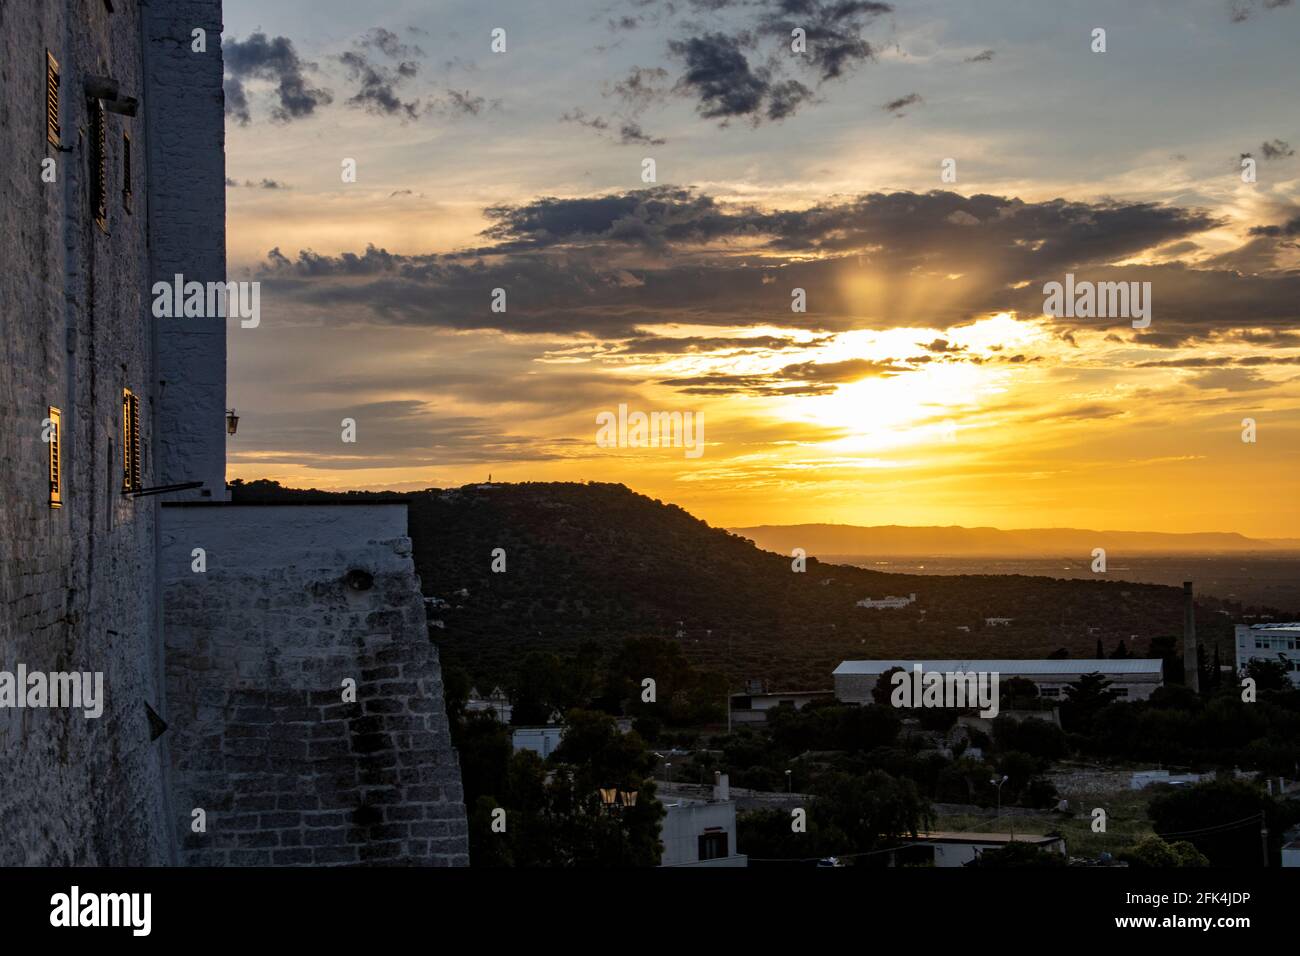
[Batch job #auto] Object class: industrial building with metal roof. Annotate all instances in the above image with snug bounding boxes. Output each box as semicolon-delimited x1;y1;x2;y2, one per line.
833;659;1164;704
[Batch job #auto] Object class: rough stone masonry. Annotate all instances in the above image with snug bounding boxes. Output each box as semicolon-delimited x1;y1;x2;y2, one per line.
161;503;469;866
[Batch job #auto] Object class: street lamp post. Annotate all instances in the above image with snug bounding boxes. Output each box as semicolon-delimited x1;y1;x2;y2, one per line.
991;775;1008;836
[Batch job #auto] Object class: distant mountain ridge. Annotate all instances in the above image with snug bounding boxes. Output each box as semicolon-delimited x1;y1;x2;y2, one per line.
729;524;1300;557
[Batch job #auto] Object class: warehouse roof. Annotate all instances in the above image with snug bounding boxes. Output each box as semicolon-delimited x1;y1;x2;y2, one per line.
833;659;1163;676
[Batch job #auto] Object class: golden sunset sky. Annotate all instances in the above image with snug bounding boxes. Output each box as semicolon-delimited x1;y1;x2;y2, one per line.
220;0;1300;536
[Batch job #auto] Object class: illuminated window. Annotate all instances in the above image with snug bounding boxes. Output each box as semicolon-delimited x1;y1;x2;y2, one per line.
91;99;107;229
48;406;62;508
46;51;60;147
121;388;140;493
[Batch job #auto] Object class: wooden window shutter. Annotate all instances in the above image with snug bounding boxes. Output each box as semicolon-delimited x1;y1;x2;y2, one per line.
122;388;141;493
48;406;63;508
122;132;132;213
46;52;60;147
92;99;107;228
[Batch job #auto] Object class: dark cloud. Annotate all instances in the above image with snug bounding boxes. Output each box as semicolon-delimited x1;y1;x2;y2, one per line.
1230;0;1294;22
656;1;890;122
1260;138;1295;159
224;76;251;125
1135;355;1300;368
253;187;1300;343
1042;403;1125;421
562;108;664;144
758;0;892;81
224;32;333;123
619;121;667;145
966;49;995;62
562;108;611;133
1188;368;1272;391
231;400;576;470
669;33;772;119
226;178;291;189
339;50;421;119
441;89;490;116
661;356;909;396
609;333;829;355
357;27;424;60
609;66;672;114
919;338;964;353
1248;214;1300;236
882;92;922;116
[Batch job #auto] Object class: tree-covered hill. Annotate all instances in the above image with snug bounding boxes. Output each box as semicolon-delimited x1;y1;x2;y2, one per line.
228;480;1237;690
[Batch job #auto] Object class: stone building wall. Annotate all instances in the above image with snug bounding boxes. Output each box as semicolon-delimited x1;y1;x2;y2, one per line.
160;503;469;866
144;0;227;501
0;0;173;866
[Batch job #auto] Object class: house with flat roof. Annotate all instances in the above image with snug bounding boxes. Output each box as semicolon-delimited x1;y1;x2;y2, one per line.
729;689;833;724
659;774;747;867
1235;623;1300;687
903;832;1066;867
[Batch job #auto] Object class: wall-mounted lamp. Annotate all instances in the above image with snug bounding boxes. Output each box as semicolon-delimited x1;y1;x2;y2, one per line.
226;408;239;436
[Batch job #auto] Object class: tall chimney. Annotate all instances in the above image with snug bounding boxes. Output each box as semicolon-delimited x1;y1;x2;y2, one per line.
1183;581;1199;692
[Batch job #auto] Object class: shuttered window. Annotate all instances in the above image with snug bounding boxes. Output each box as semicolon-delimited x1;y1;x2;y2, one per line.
48;406;63;508
122;132;132;213
121;388;141;493
91;99;107;229
46;52;60;147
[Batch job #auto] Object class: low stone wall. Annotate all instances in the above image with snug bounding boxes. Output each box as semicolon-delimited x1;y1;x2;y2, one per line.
160;503;468;866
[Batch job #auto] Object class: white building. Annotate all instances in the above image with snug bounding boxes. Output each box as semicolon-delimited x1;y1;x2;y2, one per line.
513;726;564;758
906;832;1066;867
659;775;747;867
857;593;916;609
729;689;833;724
466;686;513;723
833;659;1165;704
1234;624;1300;687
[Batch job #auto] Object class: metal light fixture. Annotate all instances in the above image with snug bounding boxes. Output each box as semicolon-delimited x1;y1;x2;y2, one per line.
226;408;239;436
620;789;637;808
598;787;618;808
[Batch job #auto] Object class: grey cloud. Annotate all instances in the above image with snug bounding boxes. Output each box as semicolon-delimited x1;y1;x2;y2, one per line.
1188;368;1272;391
1260;138;1295;159
224;76;251;125
619;121;667;145
358;27;424;60
224;32;333;123
757;0;892;81
609;66;672;113
253;187;1299;343
882;92;922;115
231;400;575;470
339;50;421;119
669;33;771;119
